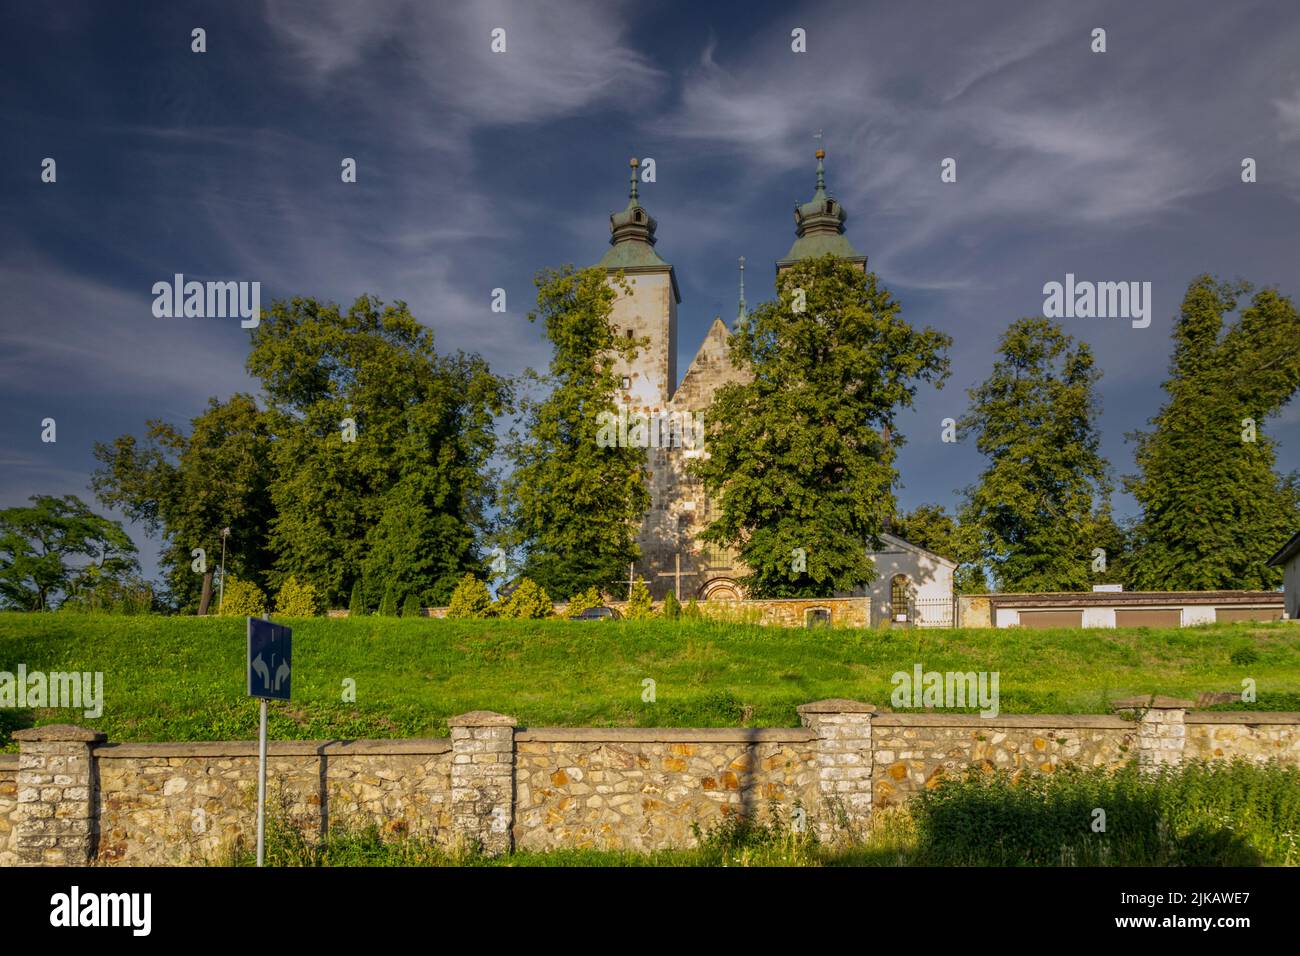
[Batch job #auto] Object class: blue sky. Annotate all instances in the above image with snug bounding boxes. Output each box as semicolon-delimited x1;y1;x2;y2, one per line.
3;0;1300;583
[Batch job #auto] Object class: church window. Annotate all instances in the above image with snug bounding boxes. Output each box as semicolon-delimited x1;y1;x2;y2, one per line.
621;376;631;390
634;210;643;222
826;201;835;214
626;328;634;340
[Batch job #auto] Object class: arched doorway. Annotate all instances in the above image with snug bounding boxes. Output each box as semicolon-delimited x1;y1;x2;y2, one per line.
698;577;743;602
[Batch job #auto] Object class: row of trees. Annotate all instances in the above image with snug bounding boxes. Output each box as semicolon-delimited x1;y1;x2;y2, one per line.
887;278;1300;592
1;263;1296;611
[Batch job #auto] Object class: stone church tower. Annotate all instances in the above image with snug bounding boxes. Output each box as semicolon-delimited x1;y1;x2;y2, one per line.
597;150;865;601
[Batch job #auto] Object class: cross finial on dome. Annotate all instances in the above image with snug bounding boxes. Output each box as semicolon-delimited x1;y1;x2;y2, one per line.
629;157;639;203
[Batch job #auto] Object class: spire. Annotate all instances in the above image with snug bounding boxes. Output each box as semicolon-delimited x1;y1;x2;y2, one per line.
776;143;867;271
737;256;746;323
596;156;680;302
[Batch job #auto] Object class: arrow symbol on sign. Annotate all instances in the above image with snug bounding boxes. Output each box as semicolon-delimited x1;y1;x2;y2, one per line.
251;653;270;689
274;659;290;691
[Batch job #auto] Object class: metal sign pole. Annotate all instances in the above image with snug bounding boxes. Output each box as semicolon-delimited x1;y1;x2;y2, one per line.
256;696;268;867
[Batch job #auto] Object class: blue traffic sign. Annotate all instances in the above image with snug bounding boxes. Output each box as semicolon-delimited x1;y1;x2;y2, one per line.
247;618;292;700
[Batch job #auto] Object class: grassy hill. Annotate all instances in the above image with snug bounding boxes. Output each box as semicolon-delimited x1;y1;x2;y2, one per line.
2;613;1298;749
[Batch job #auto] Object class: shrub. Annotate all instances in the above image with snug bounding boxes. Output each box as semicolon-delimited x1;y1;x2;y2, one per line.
60;569;155;615
378;585;398;617
447;573;493;619
219;577;268;617
274;576;323;617
497;577;553;619
909;760;1300;866
663;591;681;620
347;582;366;618
625;577;653;619
564;586;603;618
400;593;424;618
1230;646;1260;666
683;597;702;619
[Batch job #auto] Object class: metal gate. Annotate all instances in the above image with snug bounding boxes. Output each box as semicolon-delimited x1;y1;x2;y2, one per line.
874;597;956;628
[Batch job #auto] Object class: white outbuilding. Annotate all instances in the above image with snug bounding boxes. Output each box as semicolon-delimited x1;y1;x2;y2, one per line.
1266;531;1300;620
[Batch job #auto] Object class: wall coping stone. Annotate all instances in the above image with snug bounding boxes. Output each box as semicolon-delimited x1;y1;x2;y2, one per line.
93;738;453;759
872;713;1134;729
12;724;106;743
797;699;876;715
515;727;815;743
1186;712;1300;725
448;710;516;727
1112;695;1195;710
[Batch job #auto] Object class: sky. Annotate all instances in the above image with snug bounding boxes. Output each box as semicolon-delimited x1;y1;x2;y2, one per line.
3;0;1300;584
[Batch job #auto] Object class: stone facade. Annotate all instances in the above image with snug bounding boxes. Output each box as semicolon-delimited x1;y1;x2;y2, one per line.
3;699;1298;865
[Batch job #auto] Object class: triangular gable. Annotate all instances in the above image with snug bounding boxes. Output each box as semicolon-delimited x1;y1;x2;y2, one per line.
670;317;748;407
871;531;957;568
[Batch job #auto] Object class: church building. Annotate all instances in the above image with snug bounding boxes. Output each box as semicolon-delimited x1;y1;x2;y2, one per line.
597;149;955;620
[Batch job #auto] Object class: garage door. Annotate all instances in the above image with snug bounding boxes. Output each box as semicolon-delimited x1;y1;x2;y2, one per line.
1017;609;1084;629
1215;607;1283;623
1115;608;1182;628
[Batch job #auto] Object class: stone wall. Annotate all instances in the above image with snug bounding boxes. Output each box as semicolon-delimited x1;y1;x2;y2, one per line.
513;728;818;851
5;698;1299;865
0;754;18;867
1185;713;1300;764
93;739;453;865
870;714;1135;807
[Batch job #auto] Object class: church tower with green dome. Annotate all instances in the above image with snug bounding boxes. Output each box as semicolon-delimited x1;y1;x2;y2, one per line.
777;148;867;272
599;157;679;417
596;148;868;603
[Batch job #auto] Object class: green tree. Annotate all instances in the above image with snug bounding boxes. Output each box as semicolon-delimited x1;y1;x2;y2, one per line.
1125;278;1300;589
624;576;653;619
92;394;274;613
274;575;323;617
499;267;650;599
496;577;553;619
447;573;493;619
378;584;398;617
247;296;508;607
347;581;366;617
694;255;950;597
400;593;423;618
0;495;140;610
959;318;1111;592
662;590;682;620
564;585;603;618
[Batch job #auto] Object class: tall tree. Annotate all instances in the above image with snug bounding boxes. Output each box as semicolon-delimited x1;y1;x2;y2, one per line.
0;495;139;610
499;266;650;598
247;295;507;607
694;255;950;597
1125;277;1300;589
93;394;274;612
959;318;1111;592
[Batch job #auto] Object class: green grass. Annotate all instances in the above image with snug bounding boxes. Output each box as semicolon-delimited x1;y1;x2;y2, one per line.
1;612;1298;749
223;760;1300;866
